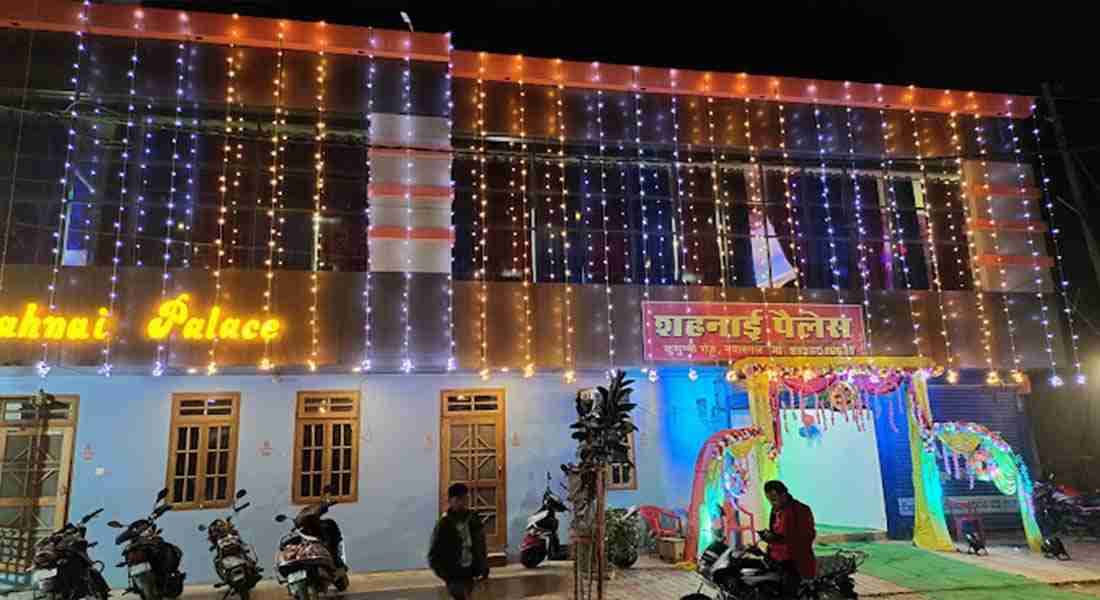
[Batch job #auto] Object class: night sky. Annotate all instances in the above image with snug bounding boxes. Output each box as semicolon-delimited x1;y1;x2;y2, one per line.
142;0;1100;357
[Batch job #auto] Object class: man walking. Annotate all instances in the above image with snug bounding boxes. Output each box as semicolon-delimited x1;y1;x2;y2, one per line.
429;483;489;599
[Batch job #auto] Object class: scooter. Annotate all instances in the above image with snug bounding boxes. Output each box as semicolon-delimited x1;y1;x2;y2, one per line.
682;504;863;599
198;490;262;600
273;485;349;600
30;508;110;600
520;473;569;568
107;489;185;600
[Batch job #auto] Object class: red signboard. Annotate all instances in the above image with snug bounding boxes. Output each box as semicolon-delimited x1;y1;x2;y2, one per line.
642;302;866;362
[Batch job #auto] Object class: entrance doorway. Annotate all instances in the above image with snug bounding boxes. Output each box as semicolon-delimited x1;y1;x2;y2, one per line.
0;395;78;574
439;389;507;552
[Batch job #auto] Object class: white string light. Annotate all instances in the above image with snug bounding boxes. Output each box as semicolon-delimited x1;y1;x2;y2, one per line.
949;108;995;382
517;68;534;378
101;38;141;377
445;33;457;372
226;45;245;270
360;39;376;372
152;40;189;377
743;96;772;360
842;97;875;359
308;46;327;373
705;93;728;298
181;43;197;269
208;43;237;377
400;53;414;374
259;28;287;372
670;79;688;299
475;56;489;380
774;92;805;306
811;97;841;296
556;76;575;384
908;93;951;373
974;114;1021;383
635;72;651;301
1030;108;1084;386
597;84;615;370
876;105;922;359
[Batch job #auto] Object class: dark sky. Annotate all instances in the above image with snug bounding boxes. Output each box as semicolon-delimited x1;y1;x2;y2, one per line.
143;0;1100;345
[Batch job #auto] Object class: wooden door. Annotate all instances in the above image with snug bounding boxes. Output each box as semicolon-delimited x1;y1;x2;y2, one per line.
0;395;77;574
440;390;506;552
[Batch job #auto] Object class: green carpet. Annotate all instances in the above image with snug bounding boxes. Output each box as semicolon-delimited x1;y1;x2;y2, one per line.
815;542;1093;600
817;524;880;536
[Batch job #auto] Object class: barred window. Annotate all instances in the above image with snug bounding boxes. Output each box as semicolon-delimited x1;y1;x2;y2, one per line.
293;391;359;504
165;393;240;510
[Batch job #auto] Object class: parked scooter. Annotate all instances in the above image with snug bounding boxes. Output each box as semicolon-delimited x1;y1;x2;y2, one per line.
273;485;349;600
683;504;863;599
30;508;110;600
520;473;569;568
198;490;262;600
107;488;186;600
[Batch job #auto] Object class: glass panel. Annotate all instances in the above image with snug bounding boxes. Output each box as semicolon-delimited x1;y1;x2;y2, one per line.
478;456;497;480
0;471;25;498
185;478;195;502
302;397;324;414
217;476;228;500
450;425;469;450
176;428;189;451
179;399;205;416
476;424;496;449
331;447;342;471
186;452;197;476
39;470;57;497
342;449;351;470
312;447;322;471
299;476;309;498
3;436;29;462
188;427;199;449
341;473;351;495
219;450;228;474
173;478;185;503
329;397;354;413
204;477;214;502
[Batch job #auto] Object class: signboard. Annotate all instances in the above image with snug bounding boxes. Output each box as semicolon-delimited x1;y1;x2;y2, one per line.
898;495;1019;517
642;301;865;363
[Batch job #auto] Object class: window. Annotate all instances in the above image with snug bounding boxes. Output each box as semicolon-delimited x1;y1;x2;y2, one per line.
165;393;240;510
293;391;359;504
608;431;637;491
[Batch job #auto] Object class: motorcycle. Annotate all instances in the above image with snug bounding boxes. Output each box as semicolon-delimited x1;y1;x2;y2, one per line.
107;488;186;600
198;490;262;600
273;485;349;600
1034;475;1100;554
683;504;863;599
30;508;110;600
520;473;569;568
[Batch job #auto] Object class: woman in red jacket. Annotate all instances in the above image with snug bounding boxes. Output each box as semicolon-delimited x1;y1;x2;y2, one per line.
761;480;816;596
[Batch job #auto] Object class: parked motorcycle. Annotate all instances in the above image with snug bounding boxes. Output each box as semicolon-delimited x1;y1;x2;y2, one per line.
1034;474;1100;555
198;490;262;600
273;485;349;600
683;504;863;599
30;508;110;600
520;473;569;568
107;488;186;600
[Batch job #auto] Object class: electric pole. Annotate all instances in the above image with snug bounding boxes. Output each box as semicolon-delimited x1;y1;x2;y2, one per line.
1042;83;1100;288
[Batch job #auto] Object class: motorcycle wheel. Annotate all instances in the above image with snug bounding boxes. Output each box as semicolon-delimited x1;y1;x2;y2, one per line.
134;572;159;600
290;582;318;600
88;569;110;600
333;574;349;592
520;546;547;568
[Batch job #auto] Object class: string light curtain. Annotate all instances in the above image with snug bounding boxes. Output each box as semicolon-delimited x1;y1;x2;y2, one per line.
308;45;328;372
556;74;576;384
475;56;489;380
259;29;287;372
208;42;238;377
360;43;376;372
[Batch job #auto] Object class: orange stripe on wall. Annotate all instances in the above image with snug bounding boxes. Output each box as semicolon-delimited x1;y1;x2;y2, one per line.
368;183;453;200
370;227;454;241
975;255;1054;268
452;52;1034;118
971;219;1049;233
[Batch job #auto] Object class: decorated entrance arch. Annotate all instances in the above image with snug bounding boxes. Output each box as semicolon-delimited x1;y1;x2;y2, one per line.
924;421;1043;552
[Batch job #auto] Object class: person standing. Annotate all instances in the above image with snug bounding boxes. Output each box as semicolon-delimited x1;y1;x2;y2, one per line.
760;480;816;596
429;483;489;599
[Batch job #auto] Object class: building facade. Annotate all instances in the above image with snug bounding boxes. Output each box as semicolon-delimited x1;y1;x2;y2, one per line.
0;1;1069;587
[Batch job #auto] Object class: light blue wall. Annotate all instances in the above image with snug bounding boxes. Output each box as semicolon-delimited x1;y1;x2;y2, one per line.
0;367;749;587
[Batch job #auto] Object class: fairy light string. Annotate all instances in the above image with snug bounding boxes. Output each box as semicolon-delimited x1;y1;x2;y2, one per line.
400;53;414;373
260;28;287;371
705;92;729;298
360;41;375;371
101;37;141;377
227;46;245;269
811;97;841;296
181;43;197;269
444;34;457;372
974;113;1022;383
634;72;652;302
152;40;189;377
774;91;805;305
949;108;995;380
670;80;688;298
842;99;875;359
208;43;237;376
556;74;575;383
909;93;951;371
517;70;534;378
1030;108;1084;385
308;46;327;372
876;104;922;359
597;84;615;369
1004;108;1056;383
475;56;489;380
743;96;772;358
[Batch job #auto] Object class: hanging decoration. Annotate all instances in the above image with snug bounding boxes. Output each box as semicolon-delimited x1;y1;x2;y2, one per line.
876;104;923;360
798;412;822;446
475;55;489;380
949;108;995;383
444;33;457;372
555;72;576;384
973;114;1022;383
400;52;414;374
597;83;616;371
359;38;376;372
180;41;198;270
1030;108;1084;386
773;85;805;306
810;95;841;296
670;73;689;301
842;97;876;359
908;93;953;375
634;70;652;300
259;27;287;372
516;67;534;379
226;43;245;270
308;43;328;372
209;40;238;376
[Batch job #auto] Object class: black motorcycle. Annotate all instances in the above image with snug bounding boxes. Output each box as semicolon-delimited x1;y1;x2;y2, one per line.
30;508;110;600
107;489;185;600
273;485;349;600
198;490;262;600
520;473;569;568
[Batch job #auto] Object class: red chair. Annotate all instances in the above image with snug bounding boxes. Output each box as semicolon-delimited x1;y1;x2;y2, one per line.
726;501;758;548
637;505;683;538
946;498;986;542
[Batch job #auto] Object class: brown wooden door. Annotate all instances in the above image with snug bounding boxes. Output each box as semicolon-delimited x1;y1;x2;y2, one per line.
0;396;77;574
440;390;506;552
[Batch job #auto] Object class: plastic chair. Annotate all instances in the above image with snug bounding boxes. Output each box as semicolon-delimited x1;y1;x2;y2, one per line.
637;505;683;538
946;498;986;542
726;501;758;548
